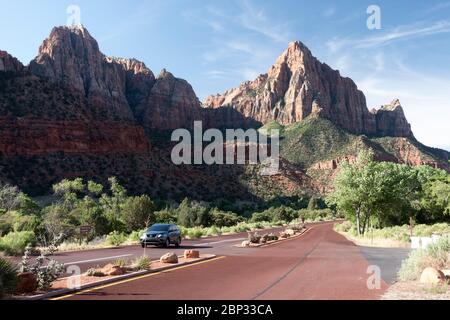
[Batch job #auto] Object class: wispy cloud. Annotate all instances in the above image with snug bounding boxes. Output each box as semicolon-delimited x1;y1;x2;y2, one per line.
424;1;450;14
328;20;450;51
235;0;293;43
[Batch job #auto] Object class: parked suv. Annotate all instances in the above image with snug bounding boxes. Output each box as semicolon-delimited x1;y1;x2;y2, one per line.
140;224;182;248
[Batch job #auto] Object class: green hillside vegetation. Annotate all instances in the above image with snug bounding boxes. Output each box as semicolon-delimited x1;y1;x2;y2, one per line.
276;117;359;168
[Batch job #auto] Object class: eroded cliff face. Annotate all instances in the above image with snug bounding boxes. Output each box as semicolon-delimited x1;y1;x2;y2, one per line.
28;26;203;130
0;118;150;157
0;51;23;73
0;26;447;198
204;41;413;138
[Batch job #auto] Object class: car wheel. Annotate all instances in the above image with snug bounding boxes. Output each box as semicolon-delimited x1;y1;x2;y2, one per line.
165;238;170;248
141;243;146;248
175;237;181;247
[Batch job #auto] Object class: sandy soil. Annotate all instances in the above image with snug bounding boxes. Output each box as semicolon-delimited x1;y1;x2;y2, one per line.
382;281;450;300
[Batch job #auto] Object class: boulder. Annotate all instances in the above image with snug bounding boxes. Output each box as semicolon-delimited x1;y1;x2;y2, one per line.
160;252;179;264
241;241;251;247
441;270;450;279
100;263;126;276
420;267;446;285
285;229;296;236
184;250;200;259
279;232;290;239
16;272;38;294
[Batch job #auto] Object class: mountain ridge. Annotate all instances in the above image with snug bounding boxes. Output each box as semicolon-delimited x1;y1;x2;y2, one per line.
0;25;448;200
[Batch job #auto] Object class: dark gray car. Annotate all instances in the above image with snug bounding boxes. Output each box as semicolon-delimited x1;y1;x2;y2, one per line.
140;224;182;248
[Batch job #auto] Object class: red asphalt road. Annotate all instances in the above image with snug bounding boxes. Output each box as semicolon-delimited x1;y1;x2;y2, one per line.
60;223;388;300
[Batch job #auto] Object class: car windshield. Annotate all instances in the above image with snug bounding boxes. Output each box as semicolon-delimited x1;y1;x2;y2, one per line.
149;224;170;232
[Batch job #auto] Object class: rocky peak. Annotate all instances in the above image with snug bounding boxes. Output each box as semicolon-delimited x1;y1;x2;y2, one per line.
373;99;412;137
0;51;23;73
268;41;312;78
28;26;161;121
204;41;415;138
157;68;174;79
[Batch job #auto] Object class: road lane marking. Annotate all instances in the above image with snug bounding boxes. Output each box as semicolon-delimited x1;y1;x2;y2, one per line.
51;256;226;300
63;254;134;266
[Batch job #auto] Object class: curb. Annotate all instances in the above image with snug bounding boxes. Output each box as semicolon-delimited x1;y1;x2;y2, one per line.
237;227;312;249
14;254;218;301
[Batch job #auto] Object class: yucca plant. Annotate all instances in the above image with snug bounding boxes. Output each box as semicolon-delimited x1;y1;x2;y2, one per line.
0;256;19;298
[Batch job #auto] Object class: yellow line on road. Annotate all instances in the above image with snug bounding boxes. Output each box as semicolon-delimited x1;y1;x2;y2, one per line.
51;256;226;301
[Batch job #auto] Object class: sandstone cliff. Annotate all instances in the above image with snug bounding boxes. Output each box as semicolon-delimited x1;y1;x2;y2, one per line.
0;51;23;73
204;41;413;138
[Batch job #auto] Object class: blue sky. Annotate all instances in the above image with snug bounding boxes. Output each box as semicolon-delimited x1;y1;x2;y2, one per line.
0;0;449;150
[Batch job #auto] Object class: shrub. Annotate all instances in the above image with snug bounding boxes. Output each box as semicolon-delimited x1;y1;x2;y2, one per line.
187;228;205;239
113;258;128;268
86;268;105;277
210;209;242;227
251;211;272;223
0;255;18;297
0;231;36;256
106;231;127;247
20;247;65;291
133;256;151;271
205;226;221;237
155;208;177;224
334;221;353;233
177;199;211;227
398;236;450;282
398;249;429;281
122;195;156;232
128;230;144;243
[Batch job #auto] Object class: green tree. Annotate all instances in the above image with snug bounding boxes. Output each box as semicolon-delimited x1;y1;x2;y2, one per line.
326;150;448;234
100;177;128;232
122;195;156;232
0;183;21;212
177;198;211;227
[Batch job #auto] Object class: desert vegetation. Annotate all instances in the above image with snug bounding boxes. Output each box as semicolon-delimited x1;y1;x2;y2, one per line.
0;177;335;256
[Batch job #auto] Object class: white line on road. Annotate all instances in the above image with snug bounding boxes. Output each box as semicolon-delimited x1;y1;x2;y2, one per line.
64;254;134;266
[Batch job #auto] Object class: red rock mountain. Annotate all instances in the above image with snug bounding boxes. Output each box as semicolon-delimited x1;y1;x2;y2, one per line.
204;41;412;138
0;26;448;198
0;51;23;73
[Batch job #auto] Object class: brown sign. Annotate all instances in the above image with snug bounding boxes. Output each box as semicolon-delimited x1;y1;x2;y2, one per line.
80;225;92;235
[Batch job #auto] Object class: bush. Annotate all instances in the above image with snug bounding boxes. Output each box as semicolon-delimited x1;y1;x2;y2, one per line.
177;199;211;228
334;221;353;233
20;247;65;291
133;256;151;271
205;226;221;237
113;258;128;268
86;268;105;277
155;208;177;224
251;211;272;223
398;236;450;281
0;255;18;297
122;195;155;232
0;231;36;256
210;209;242;227
106;231;127;247
187;228;205;239
299;209;334;222
128;230;144;243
